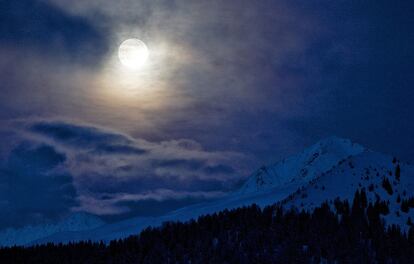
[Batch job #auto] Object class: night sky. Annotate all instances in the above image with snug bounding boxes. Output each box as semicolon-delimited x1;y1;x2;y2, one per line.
0;0;413;228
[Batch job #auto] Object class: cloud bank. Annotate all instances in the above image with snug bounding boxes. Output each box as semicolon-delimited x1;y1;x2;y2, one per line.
0;119;250;228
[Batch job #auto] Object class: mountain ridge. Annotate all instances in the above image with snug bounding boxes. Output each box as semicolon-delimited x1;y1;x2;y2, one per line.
238;136;365;193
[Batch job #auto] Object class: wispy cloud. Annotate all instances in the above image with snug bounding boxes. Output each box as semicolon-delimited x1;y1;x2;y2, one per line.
74;189;226;215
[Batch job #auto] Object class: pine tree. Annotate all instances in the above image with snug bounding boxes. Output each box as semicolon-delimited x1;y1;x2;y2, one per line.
360;189;368;208
382;177;393;195
395;164;401;181
402;199;408;212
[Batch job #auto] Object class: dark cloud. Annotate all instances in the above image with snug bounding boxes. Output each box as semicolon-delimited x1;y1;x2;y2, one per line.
0;119;249;221
150;159;236;181
152;159;205;170
76;172;232;195
30;121;130;146
203;164;235;175
7;142;66;173
0;142;78;228
92;144;147;156
0;0;109;64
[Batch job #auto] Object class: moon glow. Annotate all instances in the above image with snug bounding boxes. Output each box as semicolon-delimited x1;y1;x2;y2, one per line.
118;39;149;69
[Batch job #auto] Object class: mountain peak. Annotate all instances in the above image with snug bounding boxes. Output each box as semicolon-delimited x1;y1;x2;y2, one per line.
238;136;365;194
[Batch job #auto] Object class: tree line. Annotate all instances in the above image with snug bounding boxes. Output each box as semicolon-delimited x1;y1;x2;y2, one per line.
0;190;413;263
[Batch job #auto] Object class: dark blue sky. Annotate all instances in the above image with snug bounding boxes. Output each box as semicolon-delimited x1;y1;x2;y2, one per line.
0;0;413;228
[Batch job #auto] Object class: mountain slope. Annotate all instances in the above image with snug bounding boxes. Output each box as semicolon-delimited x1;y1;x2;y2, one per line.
0;212;104;247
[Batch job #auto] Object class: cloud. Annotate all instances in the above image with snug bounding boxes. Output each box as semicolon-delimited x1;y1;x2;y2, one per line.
203;164;235;175
25;120;249;180
92;144;147;156
29;121;147;155
0;119;251;226
0;141;78;228
74;189;226;216
152;159;205;170
30;121;131;147
0;0;324;169
0;0;112;124
0;0;109;65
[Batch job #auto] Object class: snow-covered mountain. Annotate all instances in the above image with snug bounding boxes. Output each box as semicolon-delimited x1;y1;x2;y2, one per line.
282;150;414;231
2;136;414;247
0;212;105;247
238;136;365;193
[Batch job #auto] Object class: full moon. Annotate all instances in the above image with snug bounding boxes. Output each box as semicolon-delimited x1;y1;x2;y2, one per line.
118;39;149;69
